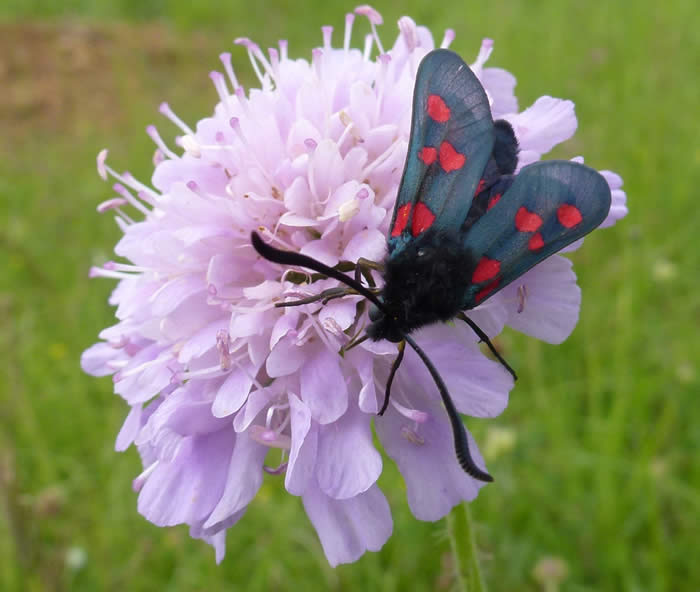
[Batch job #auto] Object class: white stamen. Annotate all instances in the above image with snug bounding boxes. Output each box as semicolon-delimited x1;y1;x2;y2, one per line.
362;33;373;61
355;5;385;54
279;39;288;61
89;266;133;280
132;460;159;492
113;183;151;216
209;71;231;106
263;461;288;475
391;398;429;423
472;38;494;72
97;198;128;213
343;13;355;52
235;38;274;86
159;102;195;135
249;425;292;449
440;28;456;48
96;149;109;180
219;52;240;90
146;125;179;160
322;25;333;49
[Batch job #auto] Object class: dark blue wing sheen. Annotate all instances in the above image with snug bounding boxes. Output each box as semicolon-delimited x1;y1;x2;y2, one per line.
388;49;495;255
461;160;612;309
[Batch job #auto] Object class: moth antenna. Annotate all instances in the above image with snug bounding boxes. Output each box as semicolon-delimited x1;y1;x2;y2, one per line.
403;334;493;482
251;231;390;316
379;340;405;415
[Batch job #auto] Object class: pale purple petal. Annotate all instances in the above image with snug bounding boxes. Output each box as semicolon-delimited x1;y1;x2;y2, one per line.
115;404;143;451
266;336;306;378
403;325;513;418
299;344;348;424
285;393;318;495
212;361;259;418
80;342;123;376
599;169;628;227
137;428;233;526
316;400;382;499
302;480;392;567
482;67;518;117
505;97;577;162
376;398;486;521
203;433;267;529
501;255;581;344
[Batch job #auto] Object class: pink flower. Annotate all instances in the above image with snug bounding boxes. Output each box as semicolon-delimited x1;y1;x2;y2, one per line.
82;7;626;566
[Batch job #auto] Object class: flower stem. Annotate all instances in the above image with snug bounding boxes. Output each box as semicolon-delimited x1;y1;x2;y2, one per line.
447;502;487;592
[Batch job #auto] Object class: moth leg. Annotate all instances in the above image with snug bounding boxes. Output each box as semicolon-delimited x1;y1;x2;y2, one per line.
379;340;405;416
354;257;384;288
342;332;369;354
457;313;518;381
275;287;355;308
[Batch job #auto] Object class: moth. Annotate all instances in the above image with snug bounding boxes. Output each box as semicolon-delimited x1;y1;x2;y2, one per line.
252;49;611;481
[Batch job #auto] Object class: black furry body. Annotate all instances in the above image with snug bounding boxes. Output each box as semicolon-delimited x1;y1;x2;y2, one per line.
366;230;476;342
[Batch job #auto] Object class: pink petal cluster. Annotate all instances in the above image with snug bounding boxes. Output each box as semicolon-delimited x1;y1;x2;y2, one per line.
82;7;626;566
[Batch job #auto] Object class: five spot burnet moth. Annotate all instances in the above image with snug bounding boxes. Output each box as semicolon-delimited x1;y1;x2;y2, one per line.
252;49;611;482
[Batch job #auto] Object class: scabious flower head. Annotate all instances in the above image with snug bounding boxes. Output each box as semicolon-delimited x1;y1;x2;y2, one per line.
82;6;626;566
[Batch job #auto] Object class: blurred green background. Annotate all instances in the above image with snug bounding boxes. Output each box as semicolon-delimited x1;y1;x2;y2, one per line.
1;1;698;590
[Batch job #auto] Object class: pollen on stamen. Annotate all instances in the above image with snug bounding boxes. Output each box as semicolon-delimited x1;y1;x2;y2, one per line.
322;25;333;49
96;149;109;180
132;461;159;493
472;38;494;72
440;28;456;48
311;48;323;77
249;425;292;449
159;102;195;135
219;52;240;90
517;284;528;313
97;198;128;213
268;47;280;80
343;13;355;52
278;39;288;61
401;426;425;445
209;71;231;105
398;16;418;50
235;38;267;85
113;183;151;216
263;461;288;475
216;330;233;370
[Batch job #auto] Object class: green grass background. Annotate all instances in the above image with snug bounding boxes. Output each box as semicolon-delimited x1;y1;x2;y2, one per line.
1;1;698;590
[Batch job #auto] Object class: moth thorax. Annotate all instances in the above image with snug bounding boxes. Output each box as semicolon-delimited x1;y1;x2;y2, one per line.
380;231;475;335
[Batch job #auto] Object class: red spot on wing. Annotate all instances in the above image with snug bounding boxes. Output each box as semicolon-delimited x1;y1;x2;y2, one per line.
411;202;435;236
438;141;466;173
391;203;412;237
487;193;501;210
515;206;543;232
474;179;486;196
427;94;450;122
472;256;501;284
528;232;544;251
475;279;500;303
557;204;583;228
418;146;437;165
